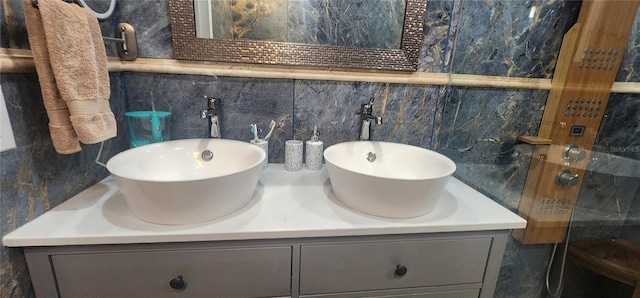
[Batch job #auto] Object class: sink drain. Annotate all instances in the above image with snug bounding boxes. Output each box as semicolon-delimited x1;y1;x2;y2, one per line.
201;150;214;161
366;152;377;162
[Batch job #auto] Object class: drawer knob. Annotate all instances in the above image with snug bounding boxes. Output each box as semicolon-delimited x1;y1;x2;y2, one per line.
395;265;408;277
169;275;186;290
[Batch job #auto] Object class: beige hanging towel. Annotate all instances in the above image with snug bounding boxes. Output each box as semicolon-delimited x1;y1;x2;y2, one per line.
24;0;117;154
24;0;81;154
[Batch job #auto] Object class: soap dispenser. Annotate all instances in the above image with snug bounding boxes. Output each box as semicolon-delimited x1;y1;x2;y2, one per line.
305;126;323;170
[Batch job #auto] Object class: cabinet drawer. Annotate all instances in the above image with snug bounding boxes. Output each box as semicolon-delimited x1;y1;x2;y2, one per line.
300;289;480;298
52;246;291;298
299;238;491;295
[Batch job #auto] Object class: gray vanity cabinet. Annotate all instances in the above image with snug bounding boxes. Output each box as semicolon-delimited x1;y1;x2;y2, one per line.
23;231;509;298
299;238;492;295
51;247;292;297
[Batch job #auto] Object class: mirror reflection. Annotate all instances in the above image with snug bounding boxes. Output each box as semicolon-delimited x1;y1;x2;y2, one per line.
170;0;426;70
194;0;406;50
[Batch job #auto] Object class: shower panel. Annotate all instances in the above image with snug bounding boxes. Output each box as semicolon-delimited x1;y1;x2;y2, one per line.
513;0;640;244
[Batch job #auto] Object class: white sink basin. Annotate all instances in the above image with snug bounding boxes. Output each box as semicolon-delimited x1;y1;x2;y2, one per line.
324;141;456;218
106;138;266;225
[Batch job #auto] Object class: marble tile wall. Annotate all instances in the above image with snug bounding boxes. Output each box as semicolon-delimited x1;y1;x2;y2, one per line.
1;1;638;297
437;2;639;296
124;73;294;161
286;0;405;49
0;3;127;297
0;72;128;297
434;1;580;296
450;0;580;78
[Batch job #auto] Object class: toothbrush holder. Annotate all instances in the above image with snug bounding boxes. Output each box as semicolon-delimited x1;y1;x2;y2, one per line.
250;139;268;169
285;140;303;171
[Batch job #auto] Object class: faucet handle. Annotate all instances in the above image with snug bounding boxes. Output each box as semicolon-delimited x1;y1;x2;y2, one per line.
363;97;375;111
204;96;221;109
357;98;376;114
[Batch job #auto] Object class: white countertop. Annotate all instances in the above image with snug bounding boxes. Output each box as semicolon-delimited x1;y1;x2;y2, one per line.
3;165;526;247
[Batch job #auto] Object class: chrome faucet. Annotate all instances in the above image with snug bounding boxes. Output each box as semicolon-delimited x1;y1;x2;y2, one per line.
358;98;382;141
200;96;221;138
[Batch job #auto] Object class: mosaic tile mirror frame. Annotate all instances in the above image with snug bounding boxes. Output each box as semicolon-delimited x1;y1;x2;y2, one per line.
169;0;427;71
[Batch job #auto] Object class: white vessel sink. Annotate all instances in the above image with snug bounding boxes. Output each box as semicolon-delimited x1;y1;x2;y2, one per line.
324;141;456;218
106;138;266;225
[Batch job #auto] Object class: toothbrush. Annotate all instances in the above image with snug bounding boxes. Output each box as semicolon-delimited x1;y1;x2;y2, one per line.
250;124;259;143
264;120;276;141
149;92;162;142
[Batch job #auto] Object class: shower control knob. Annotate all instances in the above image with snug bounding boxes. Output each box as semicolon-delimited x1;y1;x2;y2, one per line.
395;265;408;277
169;275;186;290
564;144;586;162
556;170;579;187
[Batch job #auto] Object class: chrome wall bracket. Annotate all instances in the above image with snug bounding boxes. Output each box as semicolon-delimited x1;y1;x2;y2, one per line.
102;23;137;61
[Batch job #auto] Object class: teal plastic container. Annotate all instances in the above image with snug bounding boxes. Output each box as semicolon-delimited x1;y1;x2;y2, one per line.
125;111;171;148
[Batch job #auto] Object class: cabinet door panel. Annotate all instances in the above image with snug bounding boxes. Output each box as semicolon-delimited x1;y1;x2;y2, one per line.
299;238;491;295
300;288;480;298
52;246;291;298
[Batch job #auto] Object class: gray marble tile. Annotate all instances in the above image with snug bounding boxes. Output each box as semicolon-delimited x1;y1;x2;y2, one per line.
114;0;172;58
0;239;33;298
595;93;640;161
293;80;379;144
123;72;294;162
0;72;127;298
621;187;640;243
507;243;553;298
494;236;520;298
616;8;640;82
286;0;404;49
0;72;127;214
0;0;29;49
572;169;639;232
418;0;457;73
378;84;440;148
293;80;438;150
435;87;546;210
569;92;640;238
451;0;580;78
